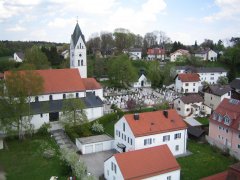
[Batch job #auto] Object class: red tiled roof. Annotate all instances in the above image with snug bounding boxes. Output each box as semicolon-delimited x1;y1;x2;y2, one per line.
147;48;165;55
210;98;240;131
177;73;200;82
170;49;190;56
115;145;180;180
201;171;228;180
124;109;187;137
5;69;86;94
82;78;102;90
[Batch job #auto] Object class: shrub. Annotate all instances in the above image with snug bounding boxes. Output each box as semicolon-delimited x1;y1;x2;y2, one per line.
37;123;51;136
91;121;104;134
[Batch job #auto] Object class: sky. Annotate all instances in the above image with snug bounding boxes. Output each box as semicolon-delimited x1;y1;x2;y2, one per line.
0;0;240;45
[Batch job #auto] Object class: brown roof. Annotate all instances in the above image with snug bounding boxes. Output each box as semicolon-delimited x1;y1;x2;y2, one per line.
124;109;187;137
82;78;102;90
201;171;228;180
176;73;200;82
114;145;180;180
5;69;87;94
204;85;232;96
170;49;190;56
180;94;203;104
210;98;240;131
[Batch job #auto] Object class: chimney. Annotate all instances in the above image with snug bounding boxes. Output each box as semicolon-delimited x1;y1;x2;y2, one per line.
163;110;168;118
133;113;139;120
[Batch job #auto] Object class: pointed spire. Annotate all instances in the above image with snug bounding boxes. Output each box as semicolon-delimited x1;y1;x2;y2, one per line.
71;21;85;48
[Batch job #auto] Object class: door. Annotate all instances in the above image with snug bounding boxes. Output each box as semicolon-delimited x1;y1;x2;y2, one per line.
141;80;144;87
95;143;103;152
49;112;59;122
85;145;93;154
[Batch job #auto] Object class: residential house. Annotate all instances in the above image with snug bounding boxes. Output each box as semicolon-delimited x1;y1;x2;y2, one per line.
128;48;142;60
207;98;240;159
195;49;217;61
114;109;188;156
104;145;181;180
132;69;151;88
170;49;190;62
174;73;201;93
61;50;69;59
230;78;240;100
175;66;227;84
147;48;165;61
204;85;231;110
13;52;24;62
174;94;211;117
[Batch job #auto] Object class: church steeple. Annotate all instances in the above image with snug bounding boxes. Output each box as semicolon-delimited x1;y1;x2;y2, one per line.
70;22;87;78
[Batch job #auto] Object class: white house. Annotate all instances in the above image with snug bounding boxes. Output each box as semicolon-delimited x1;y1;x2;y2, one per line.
70;22;87;78
132;74;151;88
104;145;181;180
13;52;24;62
174;73;201;93
61;50;69;59
170;49;190;62
147;48;165;61
175;66;227;85
128;48;142;60
195;49;217;61
114;109;187;156
204;85;232;110
174;94;211;117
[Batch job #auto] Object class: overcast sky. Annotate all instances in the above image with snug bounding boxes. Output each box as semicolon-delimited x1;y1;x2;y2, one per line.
0;0;240;45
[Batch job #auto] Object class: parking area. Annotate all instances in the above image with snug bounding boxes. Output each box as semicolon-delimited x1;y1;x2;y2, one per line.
80;149;117;178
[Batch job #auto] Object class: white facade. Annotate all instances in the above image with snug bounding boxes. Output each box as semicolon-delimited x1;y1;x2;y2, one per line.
61;50;69;59
70;27;87;78
13;53;23;62
104;156;180;180
85;106;103;121
170;50;189;62
175;78;200;93
129;51;142;60
133;74;151;88
114;117;187;156
86;89;103;100
199;72;227;84
147;54;165;61
195;50;217;61
204;92;231;110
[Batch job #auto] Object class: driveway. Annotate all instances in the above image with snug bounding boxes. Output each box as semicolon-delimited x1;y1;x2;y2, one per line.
80;150;117;179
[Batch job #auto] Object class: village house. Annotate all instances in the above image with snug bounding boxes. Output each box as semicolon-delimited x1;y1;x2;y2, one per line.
175;66;227;85
203;85;231;110
147;47;165;61
114;109;188;156
174;94;211;117
174;73;201;93
104;145;181;180
126;48;142;60
230;78;240;100
170;49;190;62
207;98;240;159
61;50;69;59
13;52;24;62
194;49;217;61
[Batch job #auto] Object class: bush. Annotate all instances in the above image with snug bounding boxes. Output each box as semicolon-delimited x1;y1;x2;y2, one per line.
91;121;104;134
37;123;51;136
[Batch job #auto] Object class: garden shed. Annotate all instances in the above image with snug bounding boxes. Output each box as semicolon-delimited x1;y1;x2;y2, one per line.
76;134;114;154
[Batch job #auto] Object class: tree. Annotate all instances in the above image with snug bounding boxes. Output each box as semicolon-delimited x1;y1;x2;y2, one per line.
148;61;163;88
100;31;114;56
41;46;64;67
0;70;44;139
60;94;87;127
113;28;135;52
201;39;214;49
24;45;49;69
91;121;104;134
217;76;228;85
126;99;137;110
108;55;137;87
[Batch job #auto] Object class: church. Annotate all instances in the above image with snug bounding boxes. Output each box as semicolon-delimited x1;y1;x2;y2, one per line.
4;23;104;130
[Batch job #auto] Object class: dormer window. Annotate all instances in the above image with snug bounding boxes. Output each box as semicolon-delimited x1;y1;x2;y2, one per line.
213;112;217;120
224;116;231;126
218;114;223;122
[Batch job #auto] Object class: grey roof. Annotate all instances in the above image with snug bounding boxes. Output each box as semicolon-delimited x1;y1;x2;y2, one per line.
230;78;240;89
71;23;85;48
205;85;232;96
188;126;205;137
180;94;203;104
16;52;24;60
175;66;227;73
76;134;113;145
129;48;142;52
30;92;103;114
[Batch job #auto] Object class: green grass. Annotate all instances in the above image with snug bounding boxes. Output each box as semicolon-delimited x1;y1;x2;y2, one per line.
178;140;237;180
0;56;11;61
0;135;69;180
196;117;209;125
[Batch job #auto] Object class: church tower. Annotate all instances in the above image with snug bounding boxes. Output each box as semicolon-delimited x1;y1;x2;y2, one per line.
70;22;87;78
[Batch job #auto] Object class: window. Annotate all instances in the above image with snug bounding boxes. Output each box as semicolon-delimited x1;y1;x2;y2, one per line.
213;112;218;120
123;123;125;132
238;144;240;149
178;100;180;104
63;94;66;99
163;135;170;142
219;126;222;130
210;77;214;80
80;43;81;48
79;54;82;57
167;176;171;180
81;60;83;66
185;83;189;86
116;130;118;136
218;115;223;122
224;116;231;125
76;93;79;98
35;96;39;102
128;137;129;143
228;91;231;96
111;162;117;173
193;83;195;86
122;134;124;139
49;95;53;100
130;139;133;145
185;89;188;93
144;138;153;145
177;107;181;111
78;60;80;66
174;133;181;139
175;145;179;151
124;135;126;141
193;88;195;92
226;129;228;133
186;108;190;112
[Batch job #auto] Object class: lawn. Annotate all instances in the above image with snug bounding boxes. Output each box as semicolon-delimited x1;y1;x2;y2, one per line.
196;117;209;125
178;140;237;180
0;135;69;180
0;56;11;61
